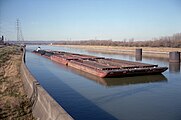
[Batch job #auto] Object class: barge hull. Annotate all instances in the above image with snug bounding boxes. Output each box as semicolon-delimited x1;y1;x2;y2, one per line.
33;50;168;78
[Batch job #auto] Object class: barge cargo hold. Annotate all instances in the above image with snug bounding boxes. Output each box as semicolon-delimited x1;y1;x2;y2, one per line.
33;50;168;78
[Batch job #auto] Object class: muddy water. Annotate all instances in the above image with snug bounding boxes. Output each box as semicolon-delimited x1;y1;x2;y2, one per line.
26;45;181;120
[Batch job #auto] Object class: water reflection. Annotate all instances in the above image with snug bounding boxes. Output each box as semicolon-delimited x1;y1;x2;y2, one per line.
68;67;167;87
103;75;167;86
135;55;142;61
26;46;181;120
169;62;180;73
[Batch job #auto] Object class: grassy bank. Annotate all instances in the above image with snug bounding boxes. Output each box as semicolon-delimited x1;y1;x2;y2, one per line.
56;45;181;59
0;45;34;119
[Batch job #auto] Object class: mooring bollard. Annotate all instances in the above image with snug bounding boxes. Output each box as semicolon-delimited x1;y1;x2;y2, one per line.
169;51;180;63
135;48;142;61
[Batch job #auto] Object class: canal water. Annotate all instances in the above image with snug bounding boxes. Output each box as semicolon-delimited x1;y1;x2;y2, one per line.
26;45;181;120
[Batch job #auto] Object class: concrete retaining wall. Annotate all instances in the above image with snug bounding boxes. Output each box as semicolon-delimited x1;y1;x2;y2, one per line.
20;48;73;120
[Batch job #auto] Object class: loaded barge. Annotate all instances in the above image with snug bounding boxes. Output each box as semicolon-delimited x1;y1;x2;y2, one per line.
33;50;168;78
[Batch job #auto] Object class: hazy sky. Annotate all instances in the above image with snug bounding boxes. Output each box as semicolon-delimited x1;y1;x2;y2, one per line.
0;0;181;41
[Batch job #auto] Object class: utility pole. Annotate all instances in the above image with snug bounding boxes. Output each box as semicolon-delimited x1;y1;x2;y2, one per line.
16;19;20;43
16;19;24;44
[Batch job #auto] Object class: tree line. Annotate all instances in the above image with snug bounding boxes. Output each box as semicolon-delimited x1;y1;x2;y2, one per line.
54;33;181;48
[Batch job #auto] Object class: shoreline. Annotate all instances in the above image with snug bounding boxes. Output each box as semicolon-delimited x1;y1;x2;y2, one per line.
53;45;181;60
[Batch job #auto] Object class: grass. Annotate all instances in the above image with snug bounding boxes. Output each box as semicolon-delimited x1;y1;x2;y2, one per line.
0;45;35;120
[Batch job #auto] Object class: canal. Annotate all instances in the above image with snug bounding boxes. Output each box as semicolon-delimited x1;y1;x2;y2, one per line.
26;45;181;120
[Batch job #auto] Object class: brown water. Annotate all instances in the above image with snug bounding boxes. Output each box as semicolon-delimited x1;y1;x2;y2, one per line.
26;45;181;120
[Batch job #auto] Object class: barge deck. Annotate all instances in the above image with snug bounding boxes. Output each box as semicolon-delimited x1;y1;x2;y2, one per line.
33;50;168;78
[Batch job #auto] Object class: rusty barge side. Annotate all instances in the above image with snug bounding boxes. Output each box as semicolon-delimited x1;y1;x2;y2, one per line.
33;50;168;78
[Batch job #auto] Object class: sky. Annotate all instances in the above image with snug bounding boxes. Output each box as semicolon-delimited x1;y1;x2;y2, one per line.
0;0;181;41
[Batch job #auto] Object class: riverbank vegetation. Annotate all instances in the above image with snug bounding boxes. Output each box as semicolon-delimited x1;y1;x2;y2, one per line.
0;45;34;119
54;33;181;48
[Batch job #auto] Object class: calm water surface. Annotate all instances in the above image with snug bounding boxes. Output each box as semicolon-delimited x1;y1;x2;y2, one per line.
26;45;181;120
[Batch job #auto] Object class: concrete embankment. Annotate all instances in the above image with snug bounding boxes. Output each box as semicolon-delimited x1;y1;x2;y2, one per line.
20;48;73;120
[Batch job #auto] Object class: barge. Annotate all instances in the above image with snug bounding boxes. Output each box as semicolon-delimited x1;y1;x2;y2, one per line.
33;50;168;78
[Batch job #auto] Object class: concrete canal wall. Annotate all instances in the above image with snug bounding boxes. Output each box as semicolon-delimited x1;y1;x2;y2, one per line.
20;49;73;120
